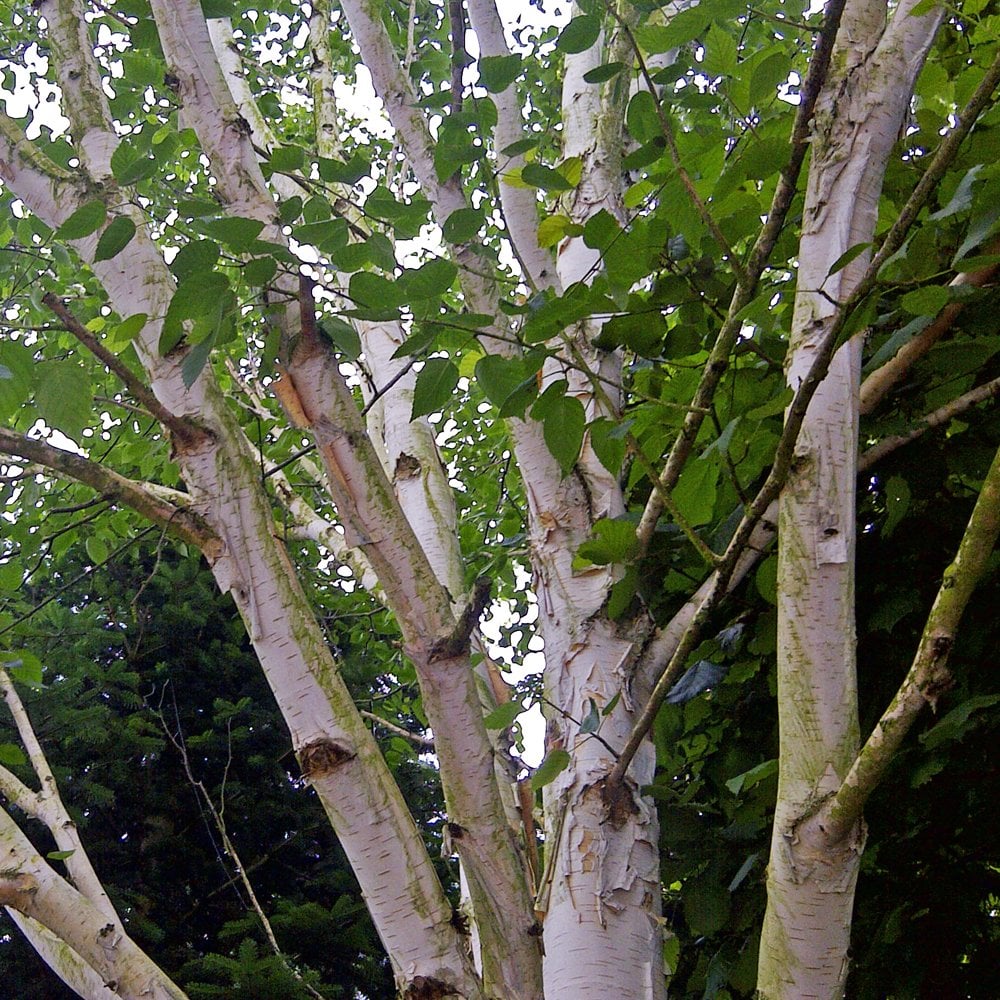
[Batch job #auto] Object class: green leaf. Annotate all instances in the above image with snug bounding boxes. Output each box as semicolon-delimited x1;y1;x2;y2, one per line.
55;200;107;241
0;561;22;592
243;256;278;287
557;14;601;54
411;358;459;418
928;165;981;221
532;386;585;474
594;311;666;357
537;214;583;248
85;536;109;564
579;698;601;735
577;518;639;565
320;317;362;361
197;217;266;252
442;208;483;243
521;163;574;192
35;362;92;438
626;91;660;145
749;51;791;106
583;62;625;84
350;271;407;310
170;240;221;282
920;695;1000;750
181;329;217;388
607;565;638;619
532;748;571;790
882;475;911;535
268;145;305;172
2;651;43;688
483;701;522;730
755;554;777;604
901;285;950;316
0;340;34;418
589;417;628;475
827;242;871;277
684;878;731;935
401;258;457;300
478;54;522;92
745;388;792;420
94;216;137;262
318;155;371;186
0;743;26;767
106;313;149;352
725;758;777;796
583;209;621;251
475;354;538;416
46;849;77;862
702;24;738;77
634;8;711;53
500;137;540;158
672;458;718;527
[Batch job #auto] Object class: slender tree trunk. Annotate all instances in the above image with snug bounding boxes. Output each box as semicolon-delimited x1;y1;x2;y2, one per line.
758;1;942;995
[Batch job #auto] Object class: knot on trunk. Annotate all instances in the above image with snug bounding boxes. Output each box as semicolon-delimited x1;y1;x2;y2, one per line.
403;975;461;999
0;872;38;911
597;775;640;830
299;738;355;779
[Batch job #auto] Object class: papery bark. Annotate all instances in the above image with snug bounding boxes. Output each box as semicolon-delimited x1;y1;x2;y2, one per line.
3;6;482;991
146;7;538;991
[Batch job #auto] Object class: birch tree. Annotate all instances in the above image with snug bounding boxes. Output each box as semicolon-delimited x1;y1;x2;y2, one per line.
0;0;998;998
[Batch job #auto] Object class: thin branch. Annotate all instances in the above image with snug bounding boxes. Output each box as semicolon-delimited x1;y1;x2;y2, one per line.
42;294;201;444
156;700;329;1000
615;13;747;285
0;429;216;551
817;438;1000;842
0;527;157;641
448;0;468;114
612;52;1000;780
860;239;1000;414
361;710;434;749
633;0;849;556
861;376;1000;467
0;668;119;920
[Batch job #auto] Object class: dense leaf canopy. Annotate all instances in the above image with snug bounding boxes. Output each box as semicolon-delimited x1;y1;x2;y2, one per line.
0;0;999;996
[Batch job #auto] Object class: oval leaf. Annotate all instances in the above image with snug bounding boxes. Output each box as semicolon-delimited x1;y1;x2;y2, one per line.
557;14;601;54
94;216;137;262
55;200;107;241
532;748;571;790
412;358;459;418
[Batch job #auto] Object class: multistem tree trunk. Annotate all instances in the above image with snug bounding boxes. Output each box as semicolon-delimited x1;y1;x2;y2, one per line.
758;1;942;996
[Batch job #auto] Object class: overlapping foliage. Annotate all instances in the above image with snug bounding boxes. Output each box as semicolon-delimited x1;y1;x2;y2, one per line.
0;0;999;996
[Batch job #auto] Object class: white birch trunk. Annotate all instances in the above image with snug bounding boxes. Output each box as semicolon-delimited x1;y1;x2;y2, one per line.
4;9;484;992
758;2;941;995
0;810;186;1000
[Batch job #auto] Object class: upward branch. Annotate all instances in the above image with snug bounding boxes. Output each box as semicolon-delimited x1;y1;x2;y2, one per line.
633;0;849;555
817;438;1000;843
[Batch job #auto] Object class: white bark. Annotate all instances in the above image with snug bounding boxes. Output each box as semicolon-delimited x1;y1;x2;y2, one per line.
758;1;942;996
466;0;555;290
2;20;482;993
147;10;538;991
0;809;186;1000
